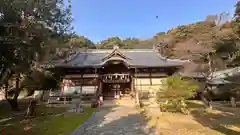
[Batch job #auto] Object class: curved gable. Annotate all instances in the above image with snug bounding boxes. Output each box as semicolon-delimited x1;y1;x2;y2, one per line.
102;45;132;61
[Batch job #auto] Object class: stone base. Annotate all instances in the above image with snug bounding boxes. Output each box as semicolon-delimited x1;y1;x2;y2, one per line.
68;103;84;113
149;98;158;107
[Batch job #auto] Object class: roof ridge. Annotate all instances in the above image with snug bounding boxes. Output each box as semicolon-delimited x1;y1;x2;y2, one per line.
102;47;132;61
153;48;188;62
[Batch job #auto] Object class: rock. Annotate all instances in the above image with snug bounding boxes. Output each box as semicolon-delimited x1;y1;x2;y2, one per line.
20;119;30;124
231;97;237;107
76;104;84;113
23;125;32;132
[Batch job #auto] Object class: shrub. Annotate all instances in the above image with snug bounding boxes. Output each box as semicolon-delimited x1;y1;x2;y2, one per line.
22;70;60;92
156;76;199;114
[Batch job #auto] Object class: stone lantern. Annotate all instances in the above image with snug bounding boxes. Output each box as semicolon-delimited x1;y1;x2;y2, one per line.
149;87;158;107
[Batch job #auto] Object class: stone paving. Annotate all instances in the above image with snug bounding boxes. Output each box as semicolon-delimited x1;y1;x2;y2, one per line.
71;100;157;135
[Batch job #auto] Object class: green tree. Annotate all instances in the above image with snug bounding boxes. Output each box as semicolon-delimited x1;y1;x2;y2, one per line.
233;1;240;37
122;38;140;49
0;0;73;110
65;35;95;49
22;70;59;93
234;1;240;21
51;35;96;60
156;76;199;114
100;36;124;49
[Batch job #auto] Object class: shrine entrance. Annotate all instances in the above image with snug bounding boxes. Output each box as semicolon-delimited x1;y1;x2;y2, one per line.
101;83;131;100
100;61;132;100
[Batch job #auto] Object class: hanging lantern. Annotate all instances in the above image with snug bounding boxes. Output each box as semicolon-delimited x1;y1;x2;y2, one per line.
120;75;123;80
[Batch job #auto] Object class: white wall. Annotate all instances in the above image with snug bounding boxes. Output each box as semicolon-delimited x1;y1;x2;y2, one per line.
134;77;166;92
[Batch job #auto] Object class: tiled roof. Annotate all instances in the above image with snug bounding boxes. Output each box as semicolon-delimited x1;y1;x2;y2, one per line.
42;49;186;68
179;66;240;84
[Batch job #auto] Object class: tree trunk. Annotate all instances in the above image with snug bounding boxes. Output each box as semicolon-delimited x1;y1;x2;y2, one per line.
7;98;19;111
25;99;37;117
5;73;21;111
12;73;21;110
200;94;212;109
0;67;10;86
4;86;19;111
3;81;17;111
135;90;140;107
40;91;45;101
159;106;163;116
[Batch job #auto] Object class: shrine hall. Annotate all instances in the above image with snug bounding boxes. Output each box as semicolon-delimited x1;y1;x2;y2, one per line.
42;46;186;99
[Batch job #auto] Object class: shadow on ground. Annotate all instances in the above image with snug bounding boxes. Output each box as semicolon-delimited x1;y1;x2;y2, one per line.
0;99;71;135
190;101;240;135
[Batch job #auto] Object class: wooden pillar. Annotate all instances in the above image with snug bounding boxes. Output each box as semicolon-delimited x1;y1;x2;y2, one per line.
80;72;83;102
129;73;134;98
96;74;102;96
134;68;140;106
150;69;152;86
131;77;135;91
99;81;103;95
60;77;64;96
80;73;83;93
94;68;98;98
131;70;135;91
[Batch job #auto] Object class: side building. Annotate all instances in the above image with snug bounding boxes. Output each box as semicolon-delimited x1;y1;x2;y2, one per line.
41;46;186;99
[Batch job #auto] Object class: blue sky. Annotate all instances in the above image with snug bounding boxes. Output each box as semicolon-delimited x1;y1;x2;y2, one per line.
71;0;237;43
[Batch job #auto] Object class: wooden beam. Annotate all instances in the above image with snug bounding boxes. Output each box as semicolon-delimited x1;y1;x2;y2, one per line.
134;73;150;77
65;74;99;78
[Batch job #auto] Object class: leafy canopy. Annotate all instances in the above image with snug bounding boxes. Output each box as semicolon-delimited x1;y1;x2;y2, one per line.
157;76;199;102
